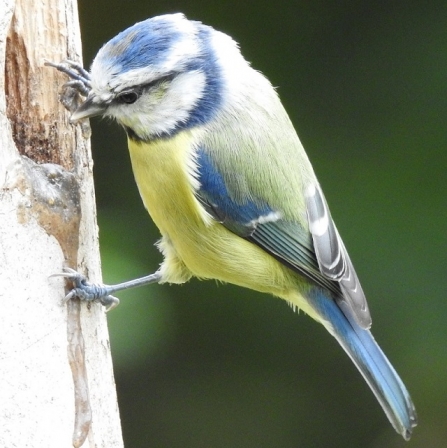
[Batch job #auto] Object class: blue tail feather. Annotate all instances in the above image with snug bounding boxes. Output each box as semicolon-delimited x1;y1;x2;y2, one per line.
309;288;417;440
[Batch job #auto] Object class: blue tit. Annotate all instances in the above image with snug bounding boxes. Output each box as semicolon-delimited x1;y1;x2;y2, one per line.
54;13;416;439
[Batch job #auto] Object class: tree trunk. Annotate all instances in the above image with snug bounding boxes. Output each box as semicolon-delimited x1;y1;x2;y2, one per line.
0;0;123;446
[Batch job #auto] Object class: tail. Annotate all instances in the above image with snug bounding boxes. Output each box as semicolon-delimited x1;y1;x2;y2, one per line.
309;289;417;440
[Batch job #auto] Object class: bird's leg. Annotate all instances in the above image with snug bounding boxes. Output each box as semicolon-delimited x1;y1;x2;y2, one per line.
51;268;163;311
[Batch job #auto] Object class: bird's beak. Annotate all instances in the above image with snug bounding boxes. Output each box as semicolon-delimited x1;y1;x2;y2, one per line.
70;94;108;123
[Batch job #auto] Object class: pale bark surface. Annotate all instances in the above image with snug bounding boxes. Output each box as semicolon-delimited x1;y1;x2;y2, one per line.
0;1;123;446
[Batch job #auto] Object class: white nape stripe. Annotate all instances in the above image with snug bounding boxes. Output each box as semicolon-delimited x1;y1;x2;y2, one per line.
162;32;201;72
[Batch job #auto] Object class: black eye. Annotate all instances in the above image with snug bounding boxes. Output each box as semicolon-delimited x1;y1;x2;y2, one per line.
117;90;139;104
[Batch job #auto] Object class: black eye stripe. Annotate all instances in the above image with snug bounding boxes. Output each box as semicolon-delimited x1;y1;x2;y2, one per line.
142;73;176;90
115;73;177;105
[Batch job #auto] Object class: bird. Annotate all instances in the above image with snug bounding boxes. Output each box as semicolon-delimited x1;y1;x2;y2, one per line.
50;13;417;439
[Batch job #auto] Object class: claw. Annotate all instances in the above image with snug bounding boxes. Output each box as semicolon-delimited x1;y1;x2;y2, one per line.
50;267;80;278
63;79;90;96
63;289;77;304
101;295;120;312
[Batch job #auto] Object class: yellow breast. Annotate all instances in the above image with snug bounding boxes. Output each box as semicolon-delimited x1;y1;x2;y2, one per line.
127;132;314;317
129;132;239;280
128;131;209;236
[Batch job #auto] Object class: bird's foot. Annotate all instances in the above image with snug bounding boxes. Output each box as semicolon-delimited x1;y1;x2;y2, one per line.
45;60;92;137
51;267;120;311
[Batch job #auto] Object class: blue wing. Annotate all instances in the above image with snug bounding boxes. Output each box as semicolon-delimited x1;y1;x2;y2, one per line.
195;148;342;298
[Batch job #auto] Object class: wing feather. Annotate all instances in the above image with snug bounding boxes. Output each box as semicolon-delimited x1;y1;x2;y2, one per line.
305;183;371;328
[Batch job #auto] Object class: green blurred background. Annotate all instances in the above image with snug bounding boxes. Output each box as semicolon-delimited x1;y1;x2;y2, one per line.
77;1;446;447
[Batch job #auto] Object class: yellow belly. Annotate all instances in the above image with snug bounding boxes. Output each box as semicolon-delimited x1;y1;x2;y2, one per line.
127;132;319;321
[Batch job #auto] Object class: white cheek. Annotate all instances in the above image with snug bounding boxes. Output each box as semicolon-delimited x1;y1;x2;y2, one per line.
160;71;206;121
112;71;207;137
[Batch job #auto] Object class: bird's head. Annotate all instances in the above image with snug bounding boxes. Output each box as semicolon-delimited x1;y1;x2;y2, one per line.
71;13;245;141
